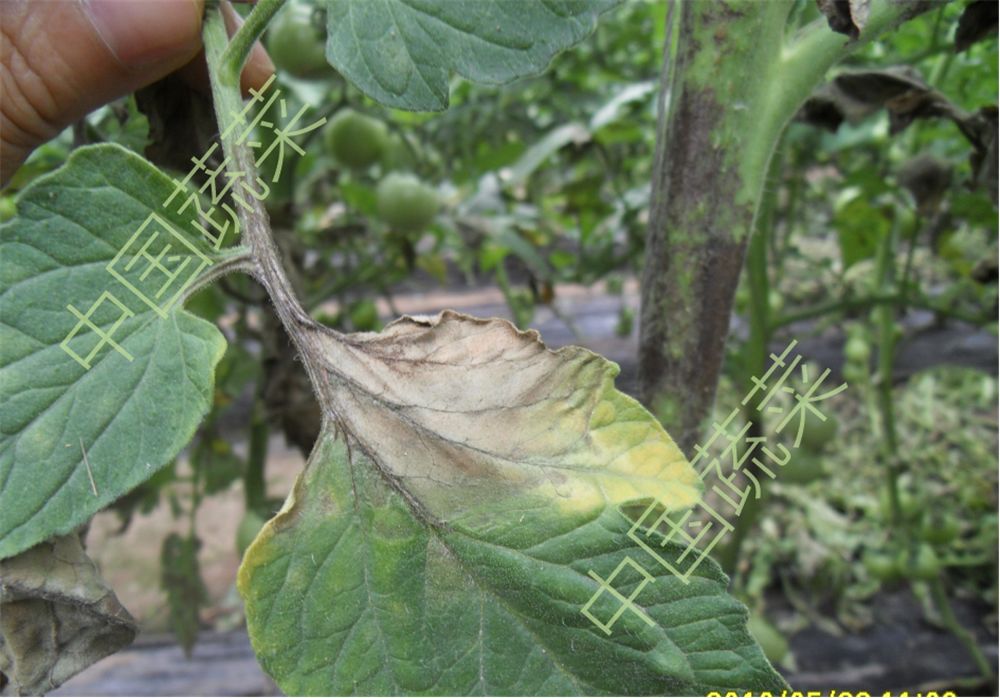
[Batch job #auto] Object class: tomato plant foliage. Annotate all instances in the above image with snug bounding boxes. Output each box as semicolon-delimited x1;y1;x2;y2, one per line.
0;146;226;559
322;0;620;110
242;427;779;695
0;1;793;695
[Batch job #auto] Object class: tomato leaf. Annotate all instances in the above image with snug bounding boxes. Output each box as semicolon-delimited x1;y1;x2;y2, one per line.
239;312;787;694
0;533;137;694
161;533;209;657
323;0;619;111
0;144;227;559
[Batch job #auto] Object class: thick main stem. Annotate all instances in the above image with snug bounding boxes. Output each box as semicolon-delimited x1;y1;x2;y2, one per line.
638;1;789;453
638;0;942;453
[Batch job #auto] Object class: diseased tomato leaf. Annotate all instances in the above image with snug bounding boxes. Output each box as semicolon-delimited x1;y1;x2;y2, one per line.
239;313;788;695
0;533;137;695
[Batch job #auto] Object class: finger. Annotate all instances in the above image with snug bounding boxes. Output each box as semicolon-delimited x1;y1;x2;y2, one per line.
1;0;204;186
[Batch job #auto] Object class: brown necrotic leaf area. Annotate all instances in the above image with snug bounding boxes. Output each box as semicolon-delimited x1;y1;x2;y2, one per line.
816;0;871;39
797;66;998;203
301;310;698;526
955;0;999;52
0;534;137;696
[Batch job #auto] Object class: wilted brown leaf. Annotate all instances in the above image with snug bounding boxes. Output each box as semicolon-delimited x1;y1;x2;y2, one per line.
816;0;871;39
797;82;880;131
307;310;700;524
803;67;994;157
898;153;952;215
0;534;136;696
967;106;998;204
955;0;999;52
798;67;937;133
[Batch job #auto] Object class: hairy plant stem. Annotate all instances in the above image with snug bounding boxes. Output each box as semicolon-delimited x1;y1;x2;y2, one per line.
870;211;994;681
873;220;903;528
771;291;993;330
203;5;333;413
715;138;784;575
181;247;255;303
218;0;288;87
929;577;994;682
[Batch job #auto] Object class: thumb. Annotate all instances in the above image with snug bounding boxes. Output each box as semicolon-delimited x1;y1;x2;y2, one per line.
1;0;204;185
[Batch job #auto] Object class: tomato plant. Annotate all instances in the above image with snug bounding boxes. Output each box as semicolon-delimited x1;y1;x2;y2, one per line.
376;172;440;231
0;0;995;695
266;1;333;79
325;108;388;169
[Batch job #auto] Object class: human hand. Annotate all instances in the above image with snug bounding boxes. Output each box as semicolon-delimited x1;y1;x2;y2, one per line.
0;0;274;187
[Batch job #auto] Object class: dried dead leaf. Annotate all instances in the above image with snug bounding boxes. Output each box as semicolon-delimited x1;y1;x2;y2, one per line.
0;534;136;696
797;82;880;131
816;0;871;39
898;153;952;215
955;0;999;52
308;310;701;524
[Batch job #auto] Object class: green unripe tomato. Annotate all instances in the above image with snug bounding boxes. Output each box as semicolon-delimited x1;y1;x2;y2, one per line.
846;322;867;340
897;543;941;582
920;512;960;545
798;409;839;453
842;362;866;385
863;550;898;582
768;289;784;314
325;109;387;169
266;4;332;79
844;336;870;364
0;197;15;222
236;510;266;557
314;311;342;329
376;173;440;232
733;285;750;313
746;614;789;665
880;489;922;523
380;133;420;172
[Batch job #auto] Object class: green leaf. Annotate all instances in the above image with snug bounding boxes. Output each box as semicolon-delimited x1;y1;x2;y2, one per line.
0;533;137;695
493;226;550;277
161;533;209;657
833;191;891;269
502;122;590;186
0;144;228;559
241;432;787;695
323;0;619;111
240;312;787;695
195;437;245;495
91;96;151;155
588;81;656;132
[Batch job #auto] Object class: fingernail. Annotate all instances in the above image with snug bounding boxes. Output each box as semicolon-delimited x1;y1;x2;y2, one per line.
82;0;199;67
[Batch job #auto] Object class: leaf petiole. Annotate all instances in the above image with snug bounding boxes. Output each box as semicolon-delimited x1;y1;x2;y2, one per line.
218;0;289;87
203;3;333;418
